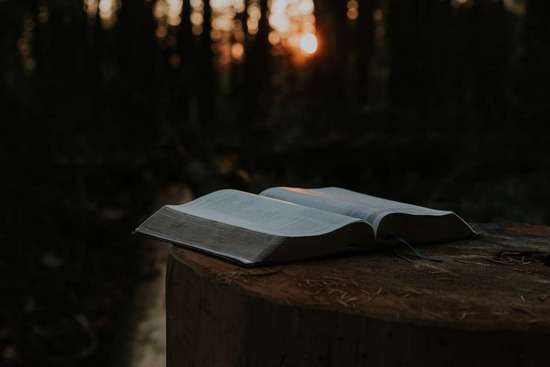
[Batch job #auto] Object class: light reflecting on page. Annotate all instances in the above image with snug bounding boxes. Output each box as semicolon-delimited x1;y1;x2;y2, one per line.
170;190;362;237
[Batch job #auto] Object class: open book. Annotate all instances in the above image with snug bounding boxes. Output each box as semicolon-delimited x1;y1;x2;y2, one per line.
136;187;477;266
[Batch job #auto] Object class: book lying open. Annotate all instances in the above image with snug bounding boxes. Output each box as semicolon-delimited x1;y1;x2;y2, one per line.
135;187;477;266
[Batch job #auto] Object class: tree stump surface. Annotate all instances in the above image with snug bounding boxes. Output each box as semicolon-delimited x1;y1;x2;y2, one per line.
166;223;550;367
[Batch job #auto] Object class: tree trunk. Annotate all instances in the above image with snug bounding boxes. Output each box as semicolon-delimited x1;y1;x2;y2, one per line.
523;0;550;128
166;223;550;367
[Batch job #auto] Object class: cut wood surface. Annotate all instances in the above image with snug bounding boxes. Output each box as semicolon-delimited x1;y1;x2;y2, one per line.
166;223;550;367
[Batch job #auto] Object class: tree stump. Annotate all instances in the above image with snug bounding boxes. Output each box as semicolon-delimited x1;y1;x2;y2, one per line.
166;223;550;367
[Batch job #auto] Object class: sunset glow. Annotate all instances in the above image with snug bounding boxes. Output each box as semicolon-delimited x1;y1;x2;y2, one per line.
210;0;247;65
98;0;120;29
299;32;317;55
148;0;320;62
153;0;183;38
269;0;318;58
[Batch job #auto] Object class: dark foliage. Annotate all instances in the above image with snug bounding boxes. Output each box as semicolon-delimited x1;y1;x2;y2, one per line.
1;0;549;366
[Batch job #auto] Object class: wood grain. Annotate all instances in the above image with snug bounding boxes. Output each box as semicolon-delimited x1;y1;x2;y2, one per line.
166;223;550;367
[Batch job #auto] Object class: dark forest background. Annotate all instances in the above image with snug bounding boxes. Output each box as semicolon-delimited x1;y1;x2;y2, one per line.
1;0;549;366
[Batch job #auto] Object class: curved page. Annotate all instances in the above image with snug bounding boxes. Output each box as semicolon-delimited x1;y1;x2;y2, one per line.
261;187;464;234
167;189;363;237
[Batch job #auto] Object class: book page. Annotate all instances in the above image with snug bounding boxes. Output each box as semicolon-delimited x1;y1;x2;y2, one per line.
167;189;364;238
261;187;453;232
